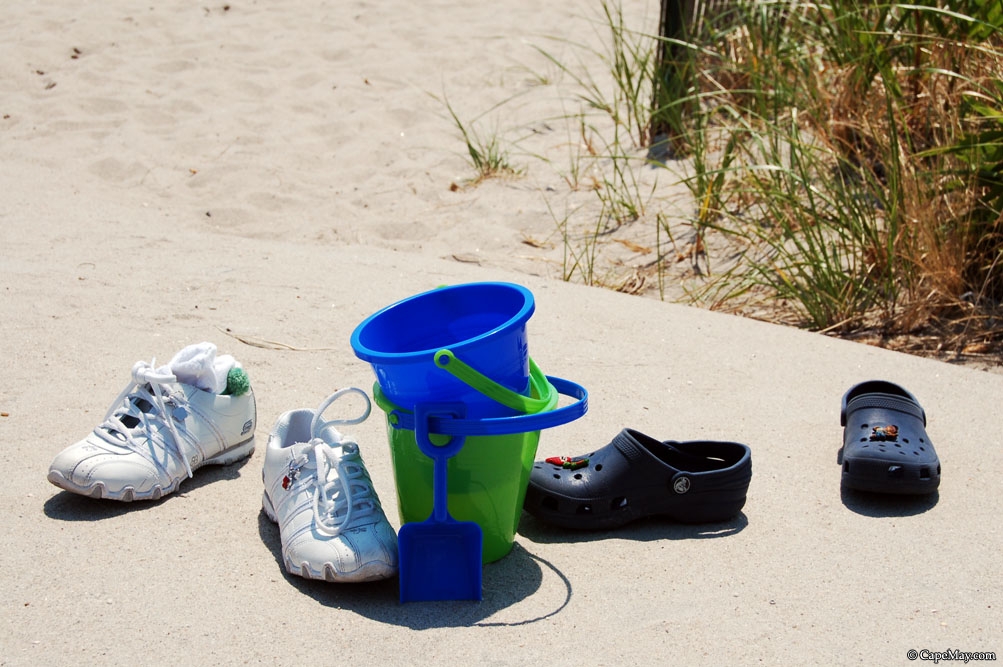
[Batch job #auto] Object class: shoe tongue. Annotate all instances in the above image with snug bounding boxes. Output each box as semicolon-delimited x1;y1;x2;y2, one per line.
314;423;346;445
292;440;343;469
110;394;157;431
290;441;316;460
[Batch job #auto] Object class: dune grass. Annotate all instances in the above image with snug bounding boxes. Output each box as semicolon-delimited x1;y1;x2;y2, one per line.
530;0;1003;358
670;0;1003;344
443;96;523;185
440;0;1003;358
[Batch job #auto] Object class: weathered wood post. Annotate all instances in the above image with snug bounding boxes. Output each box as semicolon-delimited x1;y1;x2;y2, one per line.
649;0;697;155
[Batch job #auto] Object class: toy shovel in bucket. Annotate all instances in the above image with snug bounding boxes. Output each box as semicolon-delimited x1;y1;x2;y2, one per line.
398;402;483;602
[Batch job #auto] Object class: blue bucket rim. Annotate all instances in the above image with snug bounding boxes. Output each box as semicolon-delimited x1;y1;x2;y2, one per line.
350;282;535;365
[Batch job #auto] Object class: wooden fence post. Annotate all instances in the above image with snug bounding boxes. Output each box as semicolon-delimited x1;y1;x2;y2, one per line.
649;0;698;153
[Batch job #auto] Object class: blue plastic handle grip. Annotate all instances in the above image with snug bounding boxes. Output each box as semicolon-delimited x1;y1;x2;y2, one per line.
389;375;588;437
411;402;468;523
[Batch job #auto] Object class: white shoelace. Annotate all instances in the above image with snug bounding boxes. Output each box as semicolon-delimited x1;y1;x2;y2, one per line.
302;388;375;538
95;359;196;479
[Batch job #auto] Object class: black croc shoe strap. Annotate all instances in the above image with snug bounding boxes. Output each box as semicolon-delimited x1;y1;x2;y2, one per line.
841;380;926;426
845;393;925;423
613;430;650;462
617;429;751;493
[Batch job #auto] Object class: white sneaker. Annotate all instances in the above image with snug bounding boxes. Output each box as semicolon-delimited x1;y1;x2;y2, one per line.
262;388;398;583
47;343;256;501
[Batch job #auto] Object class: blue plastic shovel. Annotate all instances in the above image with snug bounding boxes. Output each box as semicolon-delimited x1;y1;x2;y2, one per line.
398;402;483;603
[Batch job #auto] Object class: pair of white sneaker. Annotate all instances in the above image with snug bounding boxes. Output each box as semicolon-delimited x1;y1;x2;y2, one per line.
47;344;398;584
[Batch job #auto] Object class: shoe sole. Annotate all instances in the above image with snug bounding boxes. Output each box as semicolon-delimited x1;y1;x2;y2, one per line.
841;469;940;495
47;437;256;501
525;484;749;531
261;491;397;583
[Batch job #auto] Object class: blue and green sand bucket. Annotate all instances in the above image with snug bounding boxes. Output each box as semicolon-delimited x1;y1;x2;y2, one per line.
350;283;587;587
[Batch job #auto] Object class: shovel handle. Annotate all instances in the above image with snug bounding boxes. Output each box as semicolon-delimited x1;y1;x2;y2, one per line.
413;402;467;523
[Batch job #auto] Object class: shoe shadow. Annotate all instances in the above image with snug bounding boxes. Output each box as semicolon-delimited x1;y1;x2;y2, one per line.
42;456;254;521
840;487;939;517
256;511;573;628
517;510;749;545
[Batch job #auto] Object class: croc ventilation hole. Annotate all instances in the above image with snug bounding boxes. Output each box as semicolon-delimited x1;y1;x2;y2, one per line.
573;473;583;480
594;464;603;471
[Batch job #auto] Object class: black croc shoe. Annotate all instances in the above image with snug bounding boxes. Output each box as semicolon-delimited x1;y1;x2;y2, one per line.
841;380;941;495
523;429;752;530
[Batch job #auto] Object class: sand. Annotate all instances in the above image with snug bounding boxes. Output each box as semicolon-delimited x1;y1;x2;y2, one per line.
2;1;1001;665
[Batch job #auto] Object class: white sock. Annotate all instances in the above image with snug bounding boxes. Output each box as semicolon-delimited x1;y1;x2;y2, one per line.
164;342;235;394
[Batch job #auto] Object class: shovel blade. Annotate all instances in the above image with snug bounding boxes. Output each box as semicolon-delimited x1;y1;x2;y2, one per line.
399;518;483;602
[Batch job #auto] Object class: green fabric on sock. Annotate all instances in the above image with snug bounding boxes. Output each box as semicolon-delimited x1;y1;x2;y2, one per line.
224;366;250;396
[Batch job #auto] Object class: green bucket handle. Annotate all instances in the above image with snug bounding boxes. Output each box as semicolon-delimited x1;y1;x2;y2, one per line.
374;374;588;437
434;349;553;414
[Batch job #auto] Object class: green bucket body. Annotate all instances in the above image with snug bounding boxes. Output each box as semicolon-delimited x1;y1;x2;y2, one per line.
376;384;557;564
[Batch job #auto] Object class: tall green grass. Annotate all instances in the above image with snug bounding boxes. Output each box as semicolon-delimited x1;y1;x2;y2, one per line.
533;1;658;149
536;0;1003;349
443;96;522;184
668;0;1003;337
446;0;1003;352
529;2;666;288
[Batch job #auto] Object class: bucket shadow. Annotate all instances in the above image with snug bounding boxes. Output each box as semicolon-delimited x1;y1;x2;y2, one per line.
42;456;254;521
517;510;749;545
257;512;572;628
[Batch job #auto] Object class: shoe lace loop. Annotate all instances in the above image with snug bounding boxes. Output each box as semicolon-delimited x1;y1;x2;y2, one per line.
305;388;373;538
96;359;196;479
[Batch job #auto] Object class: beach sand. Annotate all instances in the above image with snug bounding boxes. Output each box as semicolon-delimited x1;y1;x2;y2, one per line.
2;1;1001;664
2;0;700;290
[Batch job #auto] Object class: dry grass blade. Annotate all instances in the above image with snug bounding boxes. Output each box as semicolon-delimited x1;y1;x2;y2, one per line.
613;238;652;254
216;326;336;351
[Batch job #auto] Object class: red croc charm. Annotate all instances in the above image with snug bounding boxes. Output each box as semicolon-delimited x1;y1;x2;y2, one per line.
546;455;589;470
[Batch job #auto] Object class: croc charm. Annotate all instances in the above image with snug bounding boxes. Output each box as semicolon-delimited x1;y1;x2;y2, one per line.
869;424;899;441
545;455;589;470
